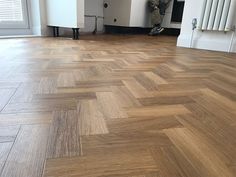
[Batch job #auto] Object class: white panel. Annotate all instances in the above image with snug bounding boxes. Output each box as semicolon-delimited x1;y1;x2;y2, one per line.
103;0;179;28
225;0;236;31
77;0;84;27
103;0;132;26
46;0;84;28
130;0;151;27
198;0;207;29
178;0;236;53
213;0;225;30
219;0;231;31
207;0;219;30
81;0;103;32
202;0;213;30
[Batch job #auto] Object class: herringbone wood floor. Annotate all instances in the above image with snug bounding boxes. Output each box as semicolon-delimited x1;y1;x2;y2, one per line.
0;35;235;177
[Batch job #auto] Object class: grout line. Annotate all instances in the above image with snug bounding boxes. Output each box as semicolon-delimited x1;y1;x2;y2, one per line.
77;100;83;157
0;83;22;113
0;125;22;176
40;123;51;177
79;136;83;156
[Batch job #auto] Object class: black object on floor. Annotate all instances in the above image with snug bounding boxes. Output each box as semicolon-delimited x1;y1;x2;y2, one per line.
105;25;180;36
51;26;80;40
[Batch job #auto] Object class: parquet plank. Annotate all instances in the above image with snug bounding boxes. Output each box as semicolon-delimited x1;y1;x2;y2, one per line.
0;112;52;126
151;146;201;177
96;92;127;119
127;104;191;118
143;71;168;84
9;83;38;103
200;88;236;111
77;100;108;135
2;99;77;113
0;126;19;143
44;150;159;177
107;116;183;133
81;132;172;156
111;86;141;108
1;125;49;177
164;128;235;177
123;79;153;98
57;72;76;87
47;110;81;158
0;142;13;172
177;114;236;164
0;89;15;111
0;35;235;177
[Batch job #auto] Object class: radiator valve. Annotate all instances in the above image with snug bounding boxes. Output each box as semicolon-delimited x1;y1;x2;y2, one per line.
192;18;197;30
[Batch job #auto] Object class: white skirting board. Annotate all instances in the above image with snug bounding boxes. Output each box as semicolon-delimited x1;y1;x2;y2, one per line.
177;33;236;53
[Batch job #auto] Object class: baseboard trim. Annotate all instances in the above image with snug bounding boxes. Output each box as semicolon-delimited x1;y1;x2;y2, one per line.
177;34;236;53
104;25;180;36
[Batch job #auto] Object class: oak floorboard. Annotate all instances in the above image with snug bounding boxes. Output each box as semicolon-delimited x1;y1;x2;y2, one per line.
0;142;13;172
0;126;19;143
77;100;108;135
151;146;201;177
96;92;127;119
123;79;153;98
0;35;235;177
127;104;191;118
44;150;159;177
0;112;52;126
111;86;141;108
81;132;172;156
2;100;77;114
164;128;235;177
107;116;183;133
47;110;81;158
0;89;16;111
0;125;49;177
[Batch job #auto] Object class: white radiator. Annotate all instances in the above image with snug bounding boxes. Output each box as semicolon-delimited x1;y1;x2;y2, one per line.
198;0;236;31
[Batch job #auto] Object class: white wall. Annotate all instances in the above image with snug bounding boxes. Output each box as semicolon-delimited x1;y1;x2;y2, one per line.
38;0;104;35
103;0;132;27
30;0;51;36
1;0;104;36
30;0;42;35
130;0;151;27
83;0;104;32
51;0;104;34
177;0;236;53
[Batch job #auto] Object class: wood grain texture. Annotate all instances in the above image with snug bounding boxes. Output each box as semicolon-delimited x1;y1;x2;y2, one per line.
77;100;108;135
151;146;201;177
57;72;76;87
0;112;52;126
127;104;191;118
81;132;173;156
0;126;19;143
47;110;81;158
164;128;235;177
96;92;127;119
1;125;49;177
0;142;13;172
0;35;235;177
44;150;159;177
123;79;153;98
0;89;15;111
